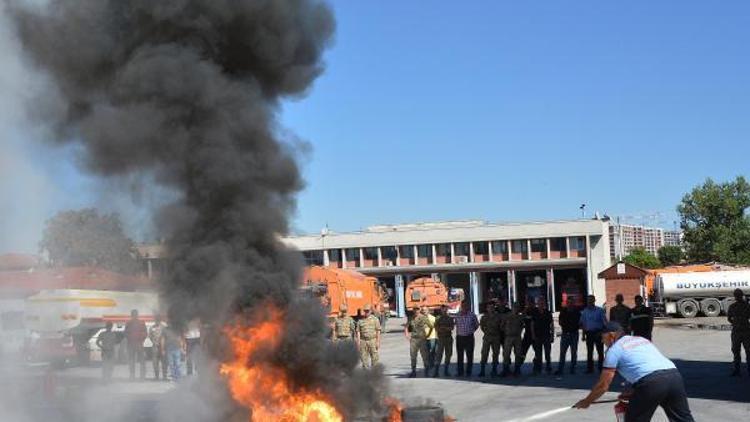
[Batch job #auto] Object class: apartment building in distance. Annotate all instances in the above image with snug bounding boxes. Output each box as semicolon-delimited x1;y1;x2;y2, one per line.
609;223;683;259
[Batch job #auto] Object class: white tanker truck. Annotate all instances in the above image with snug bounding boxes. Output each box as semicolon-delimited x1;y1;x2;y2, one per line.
655;270;750;318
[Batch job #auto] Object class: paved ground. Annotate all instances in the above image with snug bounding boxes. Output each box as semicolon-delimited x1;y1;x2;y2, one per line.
380;318;750;421
2;317;748;421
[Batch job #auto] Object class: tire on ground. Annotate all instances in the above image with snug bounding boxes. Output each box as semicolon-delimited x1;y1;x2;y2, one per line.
678;299;699;318
401;406;445;422
700;298;722;317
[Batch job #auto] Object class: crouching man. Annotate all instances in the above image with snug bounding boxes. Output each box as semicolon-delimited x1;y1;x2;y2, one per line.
573;322;694;422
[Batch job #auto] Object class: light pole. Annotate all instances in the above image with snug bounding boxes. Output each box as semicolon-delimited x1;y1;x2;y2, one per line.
579;203;586;218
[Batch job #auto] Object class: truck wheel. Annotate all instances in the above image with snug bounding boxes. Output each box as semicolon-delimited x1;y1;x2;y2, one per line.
700;298;722;317
722;297;736;314
678;299;699;318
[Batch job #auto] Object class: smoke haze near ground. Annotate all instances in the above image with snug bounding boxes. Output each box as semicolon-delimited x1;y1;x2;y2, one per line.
6;0;388;419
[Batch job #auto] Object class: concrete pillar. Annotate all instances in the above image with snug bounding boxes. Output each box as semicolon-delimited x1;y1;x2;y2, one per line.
546;238;551;259
431;244;437;264
377;247;383;267
323;250;330;267
469;242;475;262
488;241;494;261
395;245;401;267
526;239;532;260
548;268;556;312
586;235;593;296
565;237;571;258
507;240;513;261
341;249;347;269
413;245;419;264
359;248;364;268
395;274;406;318
470;272;480;315
509;269;517;303
450;243;456;264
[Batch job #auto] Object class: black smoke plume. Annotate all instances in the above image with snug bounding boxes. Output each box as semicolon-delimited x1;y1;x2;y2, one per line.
8;0;386;418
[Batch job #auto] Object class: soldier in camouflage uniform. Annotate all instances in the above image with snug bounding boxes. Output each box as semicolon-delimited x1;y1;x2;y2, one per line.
728;288;750;376
356;303;381;369
478;302;503;377
500;302;526;377
332;305;356;343
433;304;455;377
405;306;434;377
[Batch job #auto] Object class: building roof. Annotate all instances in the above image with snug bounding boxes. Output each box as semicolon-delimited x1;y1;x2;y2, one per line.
0;266;152;299
284;218;609;251
0;254;41;271
598;262;649;279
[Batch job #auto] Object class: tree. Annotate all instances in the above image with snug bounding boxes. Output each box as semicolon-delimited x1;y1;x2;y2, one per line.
624;247;661;269
657;245;684;267
677;176;750;265
39;209;140;274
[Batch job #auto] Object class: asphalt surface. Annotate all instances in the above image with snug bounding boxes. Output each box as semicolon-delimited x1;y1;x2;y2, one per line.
381;317;750;421
2;317;748;421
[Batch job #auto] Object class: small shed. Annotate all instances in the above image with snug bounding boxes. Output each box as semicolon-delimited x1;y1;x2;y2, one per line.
598;262;649;308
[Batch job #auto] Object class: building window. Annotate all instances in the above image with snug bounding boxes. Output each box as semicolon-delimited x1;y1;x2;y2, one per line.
530;239;546;253
491;240;507;254
328;249;341;262
473;242;488;255
345;248;360;261
417;244;431;258
363;247;378;260
303;250;324;266
550;237;566;251
399;245;414;259
381;246;397;264
436;243;451;257
571;237;586;251
512;240;528;253
454;242;470;257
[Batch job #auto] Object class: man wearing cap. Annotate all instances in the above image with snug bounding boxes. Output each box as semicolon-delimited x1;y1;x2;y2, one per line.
574;322;694;422
727;288;750;376
630;295;654;340
404;306;433;377
332;305;356;343
433;304;455;377
500;302;526;377
356;304;381;369
478;302;503;377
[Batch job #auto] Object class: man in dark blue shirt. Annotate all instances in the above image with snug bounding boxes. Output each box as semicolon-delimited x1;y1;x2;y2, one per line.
555;296;581;375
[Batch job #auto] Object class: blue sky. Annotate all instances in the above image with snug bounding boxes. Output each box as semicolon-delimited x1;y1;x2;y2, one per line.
284;0;750;234
2;1;750;252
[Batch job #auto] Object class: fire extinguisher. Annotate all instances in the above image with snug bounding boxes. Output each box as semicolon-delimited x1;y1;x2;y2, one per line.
614;400;628;422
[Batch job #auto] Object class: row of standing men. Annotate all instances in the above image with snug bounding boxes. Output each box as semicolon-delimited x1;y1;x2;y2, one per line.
403;293;654;378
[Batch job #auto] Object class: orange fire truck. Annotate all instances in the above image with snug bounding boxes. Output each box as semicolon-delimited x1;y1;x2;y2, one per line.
301;266;388;319
404;277;464;315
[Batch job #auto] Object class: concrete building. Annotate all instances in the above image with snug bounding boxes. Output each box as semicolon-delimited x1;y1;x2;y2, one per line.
609;223;671;259
284;219;611;317
663;230;683;247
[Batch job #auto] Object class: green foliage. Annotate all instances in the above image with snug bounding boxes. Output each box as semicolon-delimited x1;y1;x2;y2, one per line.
657;245;684;267
678;176;750;265
39;208;140;274
624;247;662;269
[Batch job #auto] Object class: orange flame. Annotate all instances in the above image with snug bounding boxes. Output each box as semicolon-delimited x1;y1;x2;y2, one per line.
384;397;403;422
219;307;343;422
